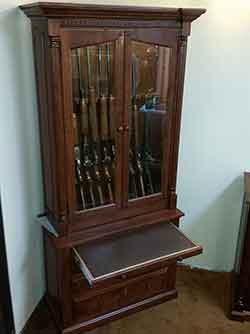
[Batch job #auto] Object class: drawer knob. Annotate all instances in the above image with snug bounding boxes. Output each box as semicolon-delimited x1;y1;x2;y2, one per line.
121;274;127;280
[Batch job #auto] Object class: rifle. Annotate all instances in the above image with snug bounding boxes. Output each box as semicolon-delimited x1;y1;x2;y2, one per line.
106;44;116;160
141;93;155;194
72;112;86;209
99;45;114;203
87;47;104;206
76;48;89;142
131;57;145;197
128;149;138;198
103;147;114;202
75;48;97;209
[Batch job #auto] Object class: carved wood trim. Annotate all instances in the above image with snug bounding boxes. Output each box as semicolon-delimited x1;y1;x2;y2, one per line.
20;3;206;22
48;36;61;48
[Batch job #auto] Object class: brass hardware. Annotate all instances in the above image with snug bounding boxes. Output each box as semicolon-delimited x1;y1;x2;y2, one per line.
124;126;129;132
117;126;124;133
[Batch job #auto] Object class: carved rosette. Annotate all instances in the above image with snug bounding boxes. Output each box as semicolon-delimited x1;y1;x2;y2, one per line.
179;34;187;48
48;36;61;48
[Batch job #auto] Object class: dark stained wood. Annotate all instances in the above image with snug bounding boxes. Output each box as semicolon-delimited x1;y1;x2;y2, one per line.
31;19;68;235
230;172;250;321
72;264;176;323
74;222;202;285
72;262;176;300
168;33;188;209
128;29;178;48
20;3;205;333
53;209;184;248
66;290;177;334
245;172;250;201
20;3;206;22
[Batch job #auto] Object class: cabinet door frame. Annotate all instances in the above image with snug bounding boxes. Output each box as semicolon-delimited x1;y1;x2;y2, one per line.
121;28;179;216
61;28;125;231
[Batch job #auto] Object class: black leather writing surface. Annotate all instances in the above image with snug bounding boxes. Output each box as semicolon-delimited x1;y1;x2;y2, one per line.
74;222;201;283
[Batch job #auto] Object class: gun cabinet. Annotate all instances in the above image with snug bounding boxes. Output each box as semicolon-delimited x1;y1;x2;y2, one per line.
20;3;206;333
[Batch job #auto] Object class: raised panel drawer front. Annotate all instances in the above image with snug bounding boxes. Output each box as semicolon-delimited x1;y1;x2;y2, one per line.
73;222;202;286
72;263;176;322
73;288;123;321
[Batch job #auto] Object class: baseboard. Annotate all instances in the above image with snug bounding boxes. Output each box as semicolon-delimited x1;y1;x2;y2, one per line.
20;297;49;334
63;289;177;334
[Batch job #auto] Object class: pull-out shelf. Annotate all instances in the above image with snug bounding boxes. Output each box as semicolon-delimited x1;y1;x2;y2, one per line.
73;222;202;286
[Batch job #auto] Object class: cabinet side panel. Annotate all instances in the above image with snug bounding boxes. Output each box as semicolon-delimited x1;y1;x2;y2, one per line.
44;233;58;299
32;25;56;214
31;20;67;232
44;232;62;326
169;35;188;208
47;36;67;221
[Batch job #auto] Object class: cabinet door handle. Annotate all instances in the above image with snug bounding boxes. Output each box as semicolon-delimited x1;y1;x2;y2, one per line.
117;126;124;133
124;126;129;132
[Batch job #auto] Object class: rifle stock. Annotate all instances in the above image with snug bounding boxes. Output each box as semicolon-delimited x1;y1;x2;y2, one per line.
89;87;99;142
80;97;89;136
100;95;109;141
109;95;116;141
73;113;87;209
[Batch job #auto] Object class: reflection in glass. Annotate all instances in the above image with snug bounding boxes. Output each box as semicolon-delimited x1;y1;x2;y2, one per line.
71;43;116;210
129;41;170;200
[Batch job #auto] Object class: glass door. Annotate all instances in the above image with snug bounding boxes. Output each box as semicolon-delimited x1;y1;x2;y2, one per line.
71;43;116;210
124;30;178;212
61;30;124;230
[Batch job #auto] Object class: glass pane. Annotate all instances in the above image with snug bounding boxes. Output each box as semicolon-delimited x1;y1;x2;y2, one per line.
71;43;116;211
129;41;170;200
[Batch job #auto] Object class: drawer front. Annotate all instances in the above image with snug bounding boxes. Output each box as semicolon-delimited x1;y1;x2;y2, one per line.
121;264;175;307
73;288;122;321
72;259;175;296
72;263;176;322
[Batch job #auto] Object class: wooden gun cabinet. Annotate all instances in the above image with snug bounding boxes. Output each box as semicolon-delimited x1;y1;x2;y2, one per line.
20;3;205;333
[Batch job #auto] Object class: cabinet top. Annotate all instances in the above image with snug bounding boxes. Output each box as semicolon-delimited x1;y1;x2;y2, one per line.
20;2;206;21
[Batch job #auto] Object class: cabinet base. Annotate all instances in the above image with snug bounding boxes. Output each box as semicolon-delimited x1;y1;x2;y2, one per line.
230;310;250;322
57;289;177;334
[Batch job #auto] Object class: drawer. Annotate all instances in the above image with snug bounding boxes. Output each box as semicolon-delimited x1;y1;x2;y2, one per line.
73;288;122;321
121;266;173;306
72;259;173;296
73;222;202;287
72;263;176;322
